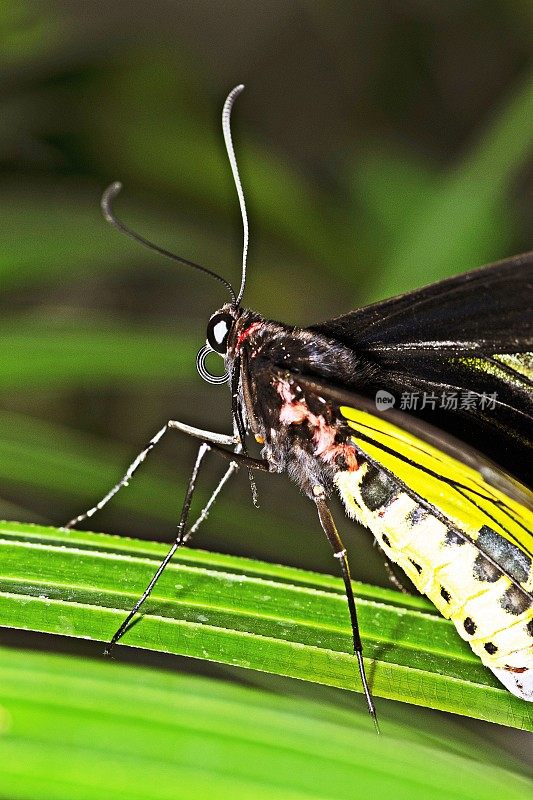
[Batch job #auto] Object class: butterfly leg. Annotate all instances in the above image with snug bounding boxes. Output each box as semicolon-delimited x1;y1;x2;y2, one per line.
65;420;269;530
105;442;209;655
105;438;270;654
181;460;237;544
313;485;379;733
64;422;177;529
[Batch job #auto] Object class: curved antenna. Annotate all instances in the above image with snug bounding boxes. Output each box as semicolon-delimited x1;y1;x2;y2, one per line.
222;84;248;306
101;182;237;304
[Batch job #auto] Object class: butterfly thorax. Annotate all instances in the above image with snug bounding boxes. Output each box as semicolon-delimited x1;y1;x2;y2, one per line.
226;310;375;497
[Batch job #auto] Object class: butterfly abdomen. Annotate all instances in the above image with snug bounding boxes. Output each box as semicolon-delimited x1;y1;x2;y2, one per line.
335;463;533;700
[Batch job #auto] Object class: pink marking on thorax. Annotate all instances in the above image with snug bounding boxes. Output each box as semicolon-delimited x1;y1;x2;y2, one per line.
279;401;309;425
276;379;358;471
236;321;262;351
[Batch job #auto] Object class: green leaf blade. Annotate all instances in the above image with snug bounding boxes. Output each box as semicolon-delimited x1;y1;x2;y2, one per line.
0;520;532;730
0;646;531;800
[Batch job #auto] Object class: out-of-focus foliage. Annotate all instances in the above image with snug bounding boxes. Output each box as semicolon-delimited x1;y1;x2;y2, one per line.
1;647;531;800
0;0;532;775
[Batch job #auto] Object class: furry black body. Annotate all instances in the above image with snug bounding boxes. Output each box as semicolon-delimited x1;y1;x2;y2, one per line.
223;310;367;496
218;253;533;494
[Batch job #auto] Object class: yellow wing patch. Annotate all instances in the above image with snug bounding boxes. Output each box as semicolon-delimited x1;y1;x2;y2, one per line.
493;352;533;381
339;405;533;565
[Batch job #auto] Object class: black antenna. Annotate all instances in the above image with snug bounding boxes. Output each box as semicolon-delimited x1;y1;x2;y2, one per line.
100;182;237;304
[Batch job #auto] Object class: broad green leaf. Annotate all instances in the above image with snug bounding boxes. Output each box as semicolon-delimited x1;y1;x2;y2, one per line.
0;647;531;800
0;521;532;730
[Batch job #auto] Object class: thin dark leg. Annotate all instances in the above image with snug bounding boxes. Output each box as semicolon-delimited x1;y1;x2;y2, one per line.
313;486;379;733
182;460;238;544
65;420;269;530
105;442;209;656
230;355;259;507
198;440;270;472
64;423;171;529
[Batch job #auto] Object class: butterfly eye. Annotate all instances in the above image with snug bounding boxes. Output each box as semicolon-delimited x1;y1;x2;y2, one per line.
206;312;233;354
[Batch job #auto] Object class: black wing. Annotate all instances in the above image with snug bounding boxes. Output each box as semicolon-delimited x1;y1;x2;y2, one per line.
310;252;533;486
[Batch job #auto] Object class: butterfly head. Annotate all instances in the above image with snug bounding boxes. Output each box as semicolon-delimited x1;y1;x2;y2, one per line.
206;308;236;355
195;304;240;385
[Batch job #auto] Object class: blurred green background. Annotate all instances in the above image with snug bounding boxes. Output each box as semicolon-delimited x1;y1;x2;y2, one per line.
0;0;532;768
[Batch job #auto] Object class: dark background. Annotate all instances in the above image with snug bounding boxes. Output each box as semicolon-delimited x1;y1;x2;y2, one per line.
1;0;532;761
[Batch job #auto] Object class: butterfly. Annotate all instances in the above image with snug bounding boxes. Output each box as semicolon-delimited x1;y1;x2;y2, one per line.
67;86;533;728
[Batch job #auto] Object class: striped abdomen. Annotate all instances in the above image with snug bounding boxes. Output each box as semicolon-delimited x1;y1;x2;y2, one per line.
335;462;533;700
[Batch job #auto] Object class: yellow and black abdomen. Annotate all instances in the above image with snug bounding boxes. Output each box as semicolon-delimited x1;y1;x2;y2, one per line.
335;459;533;700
